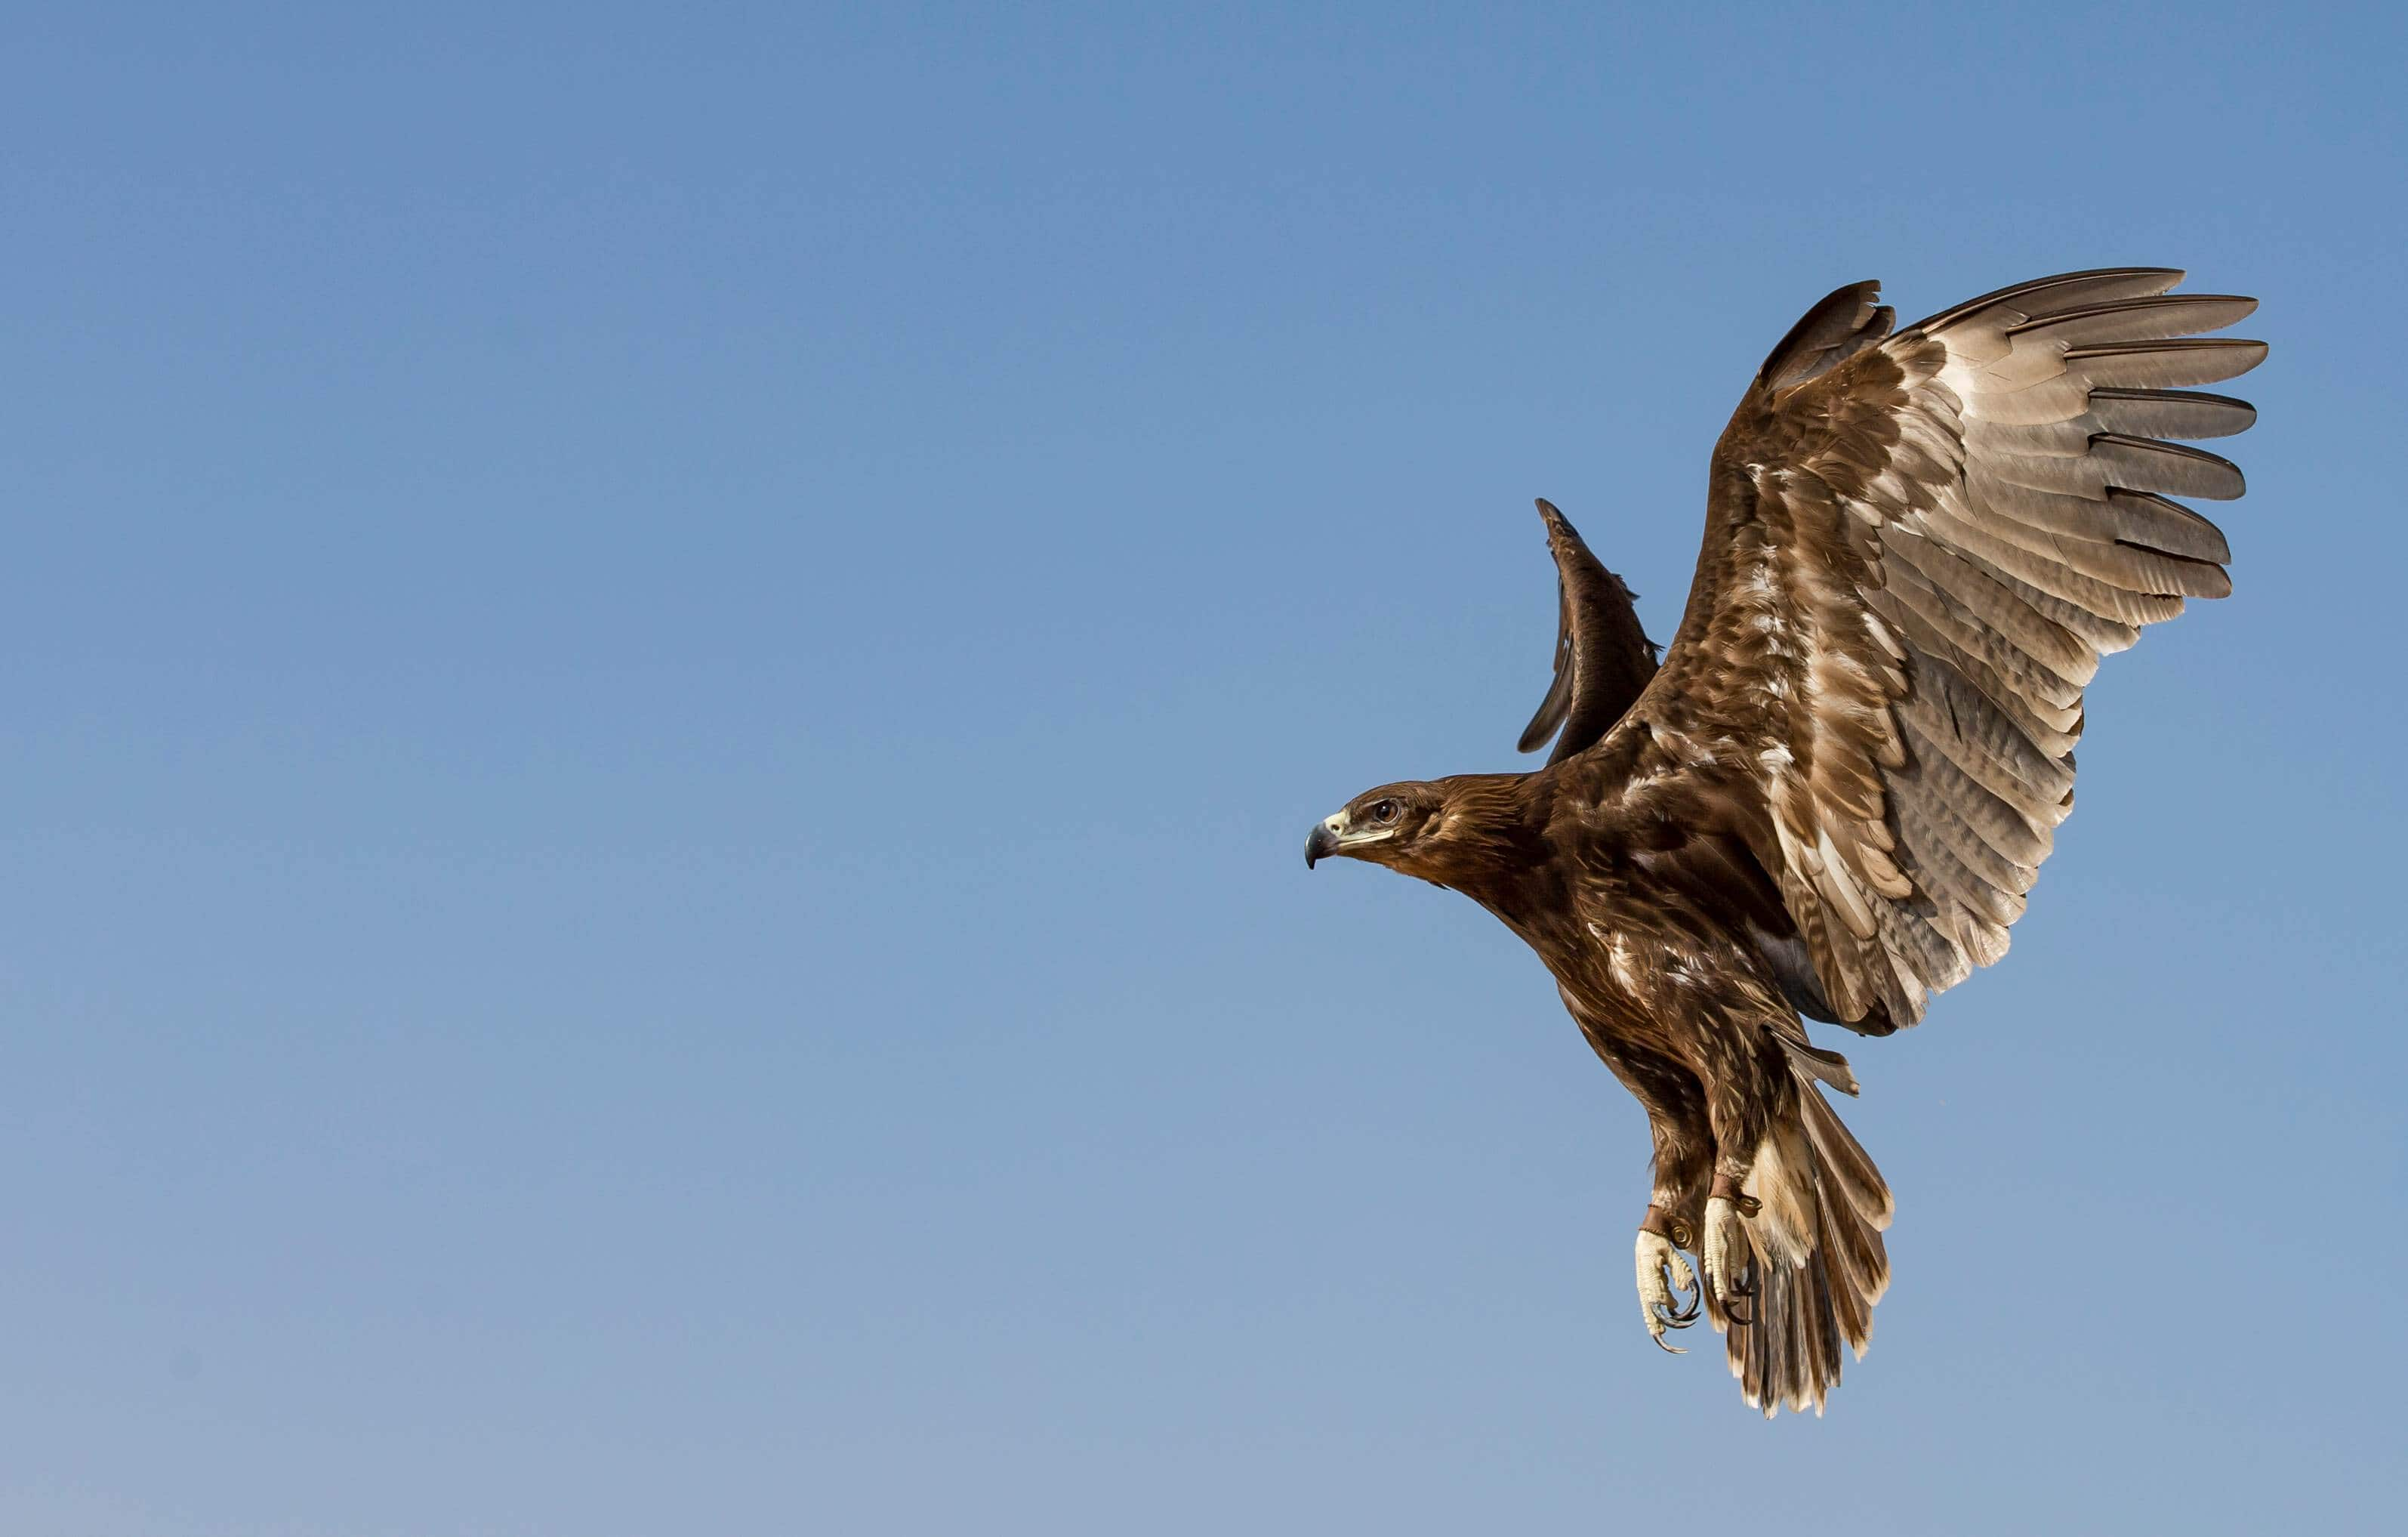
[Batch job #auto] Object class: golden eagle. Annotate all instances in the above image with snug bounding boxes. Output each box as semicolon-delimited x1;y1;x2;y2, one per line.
1306;270;2261;1415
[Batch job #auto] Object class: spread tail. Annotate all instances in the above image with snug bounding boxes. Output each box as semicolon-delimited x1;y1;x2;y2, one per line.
1705;1073;1893;1415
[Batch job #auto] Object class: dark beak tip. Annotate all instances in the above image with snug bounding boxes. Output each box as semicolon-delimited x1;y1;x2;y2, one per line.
1305;824;1337;869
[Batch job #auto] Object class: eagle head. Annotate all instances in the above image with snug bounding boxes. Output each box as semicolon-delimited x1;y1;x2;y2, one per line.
1304;779;1472;883
1307;773;1537;891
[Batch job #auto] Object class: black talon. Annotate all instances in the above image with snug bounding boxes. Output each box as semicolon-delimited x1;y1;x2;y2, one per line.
1721;1270;1756;1326
1664;1276;1700;1326
1651;1331;1686;1355
1725;1280;1755;1324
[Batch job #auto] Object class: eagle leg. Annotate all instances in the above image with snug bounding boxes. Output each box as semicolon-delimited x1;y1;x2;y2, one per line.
1702;1194;1756;1326
1635;1210;1702;1352
1571;1018;1716;1353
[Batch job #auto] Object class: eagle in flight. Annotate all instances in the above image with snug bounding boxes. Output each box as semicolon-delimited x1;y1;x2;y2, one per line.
1306;269;2261;1415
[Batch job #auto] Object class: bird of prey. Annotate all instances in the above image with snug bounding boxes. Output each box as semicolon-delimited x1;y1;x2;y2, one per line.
1305;269;2260;1415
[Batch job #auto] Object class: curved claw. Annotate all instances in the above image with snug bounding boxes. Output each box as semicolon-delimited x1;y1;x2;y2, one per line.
1658;1270;1701;1327
1635;1228;1700;1353
1673;1278;1703;1323
1650;1329;1687;1355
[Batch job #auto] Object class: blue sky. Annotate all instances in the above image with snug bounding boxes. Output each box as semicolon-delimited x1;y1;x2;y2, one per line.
4;4;2402;1532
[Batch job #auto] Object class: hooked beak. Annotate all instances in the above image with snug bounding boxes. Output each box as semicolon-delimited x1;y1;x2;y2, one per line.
1305;819;1340;869
1300;819;1339;867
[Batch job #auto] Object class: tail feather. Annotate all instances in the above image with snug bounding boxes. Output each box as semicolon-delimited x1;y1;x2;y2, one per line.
1799;1083;1895;1232
1719;1079;1893;1416
1815;1181;1880;1347
1731;1248;1845;1415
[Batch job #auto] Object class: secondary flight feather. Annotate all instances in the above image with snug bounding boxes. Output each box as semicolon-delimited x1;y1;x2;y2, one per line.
1305;268;2261;1415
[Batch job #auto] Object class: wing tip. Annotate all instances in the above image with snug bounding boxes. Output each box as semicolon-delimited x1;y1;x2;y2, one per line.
1757;279;1891;390
1536;498;1596;560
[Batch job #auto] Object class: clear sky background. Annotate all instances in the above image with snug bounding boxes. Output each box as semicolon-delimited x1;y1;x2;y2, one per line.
5;4;2402;1533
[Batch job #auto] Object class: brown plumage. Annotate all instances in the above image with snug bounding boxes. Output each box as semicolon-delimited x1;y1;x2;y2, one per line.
1517;498;1661;764
1305;268;2261;1415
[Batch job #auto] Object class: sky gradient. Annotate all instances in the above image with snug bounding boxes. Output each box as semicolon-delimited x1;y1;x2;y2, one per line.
4;4;2403;1533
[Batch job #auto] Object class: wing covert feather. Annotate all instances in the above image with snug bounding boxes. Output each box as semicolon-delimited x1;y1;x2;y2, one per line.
1586;270;2258;1026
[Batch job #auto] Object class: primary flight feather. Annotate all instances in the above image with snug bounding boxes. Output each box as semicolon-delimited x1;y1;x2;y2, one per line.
1305;268;2261;1415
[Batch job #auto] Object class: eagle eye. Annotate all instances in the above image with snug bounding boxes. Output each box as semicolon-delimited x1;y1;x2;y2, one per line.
1369;798;1401;825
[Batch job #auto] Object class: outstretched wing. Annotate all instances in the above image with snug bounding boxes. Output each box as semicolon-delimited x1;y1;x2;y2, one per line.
1517;498;1662;764
1602;269;2261;1028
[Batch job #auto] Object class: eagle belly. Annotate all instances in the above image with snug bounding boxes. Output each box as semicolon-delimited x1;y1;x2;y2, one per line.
1538;891;1797;1087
